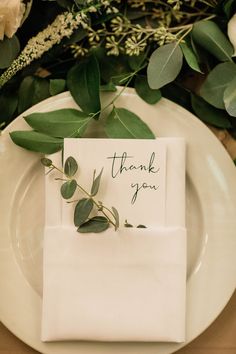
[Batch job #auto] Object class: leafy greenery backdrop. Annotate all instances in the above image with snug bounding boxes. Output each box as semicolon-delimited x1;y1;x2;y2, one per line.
1;0;236;157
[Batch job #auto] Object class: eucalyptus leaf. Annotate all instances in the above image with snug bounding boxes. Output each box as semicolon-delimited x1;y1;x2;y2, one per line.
18;76;50;114
24;109;91;138
41;157;52;167
67;55;101;118
192;20;234;62
49;79;66;95
10;131;63;154
224;76;236;116
105;107;155;139
135;75;161;104
64;156;78;177
191;94;232;128
0;35;20;69
180;42;203;73
147;42;183;90
200;62;236;109
77;216;109;233
91;169;103;196
61;179;77;199
74;198;94;227
112;206;119;230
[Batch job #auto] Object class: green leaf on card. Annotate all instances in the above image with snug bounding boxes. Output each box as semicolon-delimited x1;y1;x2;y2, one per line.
67;55;101;118
200;62;236;109
112;206;119;230
147;42;183;90
64;156;78;177
224;76;236;117
74;198;94;227
192;20;234;62
24;109;91;138
77;216;109;233
91;169;103;196
61;179;77;199
191;94;232;128
10;131;63;154
135;75;162;104
105;107;155;139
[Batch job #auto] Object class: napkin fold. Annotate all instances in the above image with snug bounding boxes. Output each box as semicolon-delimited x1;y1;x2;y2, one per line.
42;226;186;342
41;138;187;342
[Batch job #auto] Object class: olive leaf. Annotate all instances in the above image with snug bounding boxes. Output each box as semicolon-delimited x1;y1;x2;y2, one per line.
192;20;234;62
64;156;78;177
105;107;155;139
61;179;77;199
77;216;109;233
25;109;91;138
147;42;183;90
191;94;232;128
10;131;63;154
200;62;236;109
67;55;101;118
74;198;94;227
91;168;103;196
135;75;162;104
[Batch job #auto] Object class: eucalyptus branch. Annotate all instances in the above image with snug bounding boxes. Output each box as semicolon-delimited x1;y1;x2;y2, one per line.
41;156;119;232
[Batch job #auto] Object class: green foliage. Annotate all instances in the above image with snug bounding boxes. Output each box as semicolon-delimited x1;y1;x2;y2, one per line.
24;109;91;138
77;216;109;233
224;76;236;117
0;92;18;125
105;107;155;139
180;41;203;73
61;179;77;199
64;156;78;177
192;20;234;62
74;198;94;227
135;75;162;104
200;62;236;109
67;55;101;118
49;79;66;95
191;94;232;128
0;36;20;69
91;169;103;196
10;131;63;154
147;42;183;90
18;76;51;114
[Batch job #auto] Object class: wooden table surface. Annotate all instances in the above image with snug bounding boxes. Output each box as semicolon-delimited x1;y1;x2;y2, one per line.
1;127;236;354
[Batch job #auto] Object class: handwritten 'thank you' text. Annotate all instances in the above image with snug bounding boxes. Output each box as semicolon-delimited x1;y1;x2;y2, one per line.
107;151;160;204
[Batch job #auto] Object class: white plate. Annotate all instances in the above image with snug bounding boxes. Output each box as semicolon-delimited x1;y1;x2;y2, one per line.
0;88;236;354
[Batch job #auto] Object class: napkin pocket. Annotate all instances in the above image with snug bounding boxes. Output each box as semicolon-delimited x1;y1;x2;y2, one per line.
42;226;186;342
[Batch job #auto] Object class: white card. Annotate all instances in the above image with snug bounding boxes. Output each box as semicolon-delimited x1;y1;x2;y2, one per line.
63;138;166;227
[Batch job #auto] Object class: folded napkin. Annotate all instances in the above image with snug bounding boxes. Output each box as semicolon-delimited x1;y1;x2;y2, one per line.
41;138;187;342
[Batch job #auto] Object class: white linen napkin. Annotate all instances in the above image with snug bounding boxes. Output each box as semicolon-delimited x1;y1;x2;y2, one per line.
41;138;187;342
